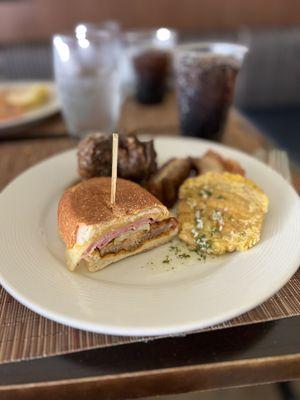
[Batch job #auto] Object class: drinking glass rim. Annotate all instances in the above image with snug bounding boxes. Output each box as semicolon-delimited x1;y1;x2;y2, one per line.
77;20;120;30
75;21;121;36
124;27;177;43
53;29;113;45
175;42;248;57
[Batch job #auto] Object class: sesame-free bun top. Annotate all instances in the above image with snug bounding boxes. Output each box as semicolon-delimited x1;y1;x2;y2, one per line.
58;177;169;249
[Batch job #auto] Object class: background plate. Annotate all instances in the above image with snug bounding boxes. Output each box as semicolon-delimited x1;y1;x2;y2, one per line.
0;80;59;133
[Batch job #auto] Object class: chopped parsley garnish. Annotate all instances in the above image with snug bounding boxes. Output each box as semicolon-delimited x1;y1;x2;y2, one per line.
169;245;180;255
199;188;213;198
216;194;225;200
162;255;171;264
178;253;191;259
194;233;212;252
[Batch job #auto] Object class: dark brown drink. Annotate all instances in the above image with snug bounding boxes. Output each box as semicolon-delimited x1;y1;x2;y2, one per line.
175;45;247;140
133;49;170;104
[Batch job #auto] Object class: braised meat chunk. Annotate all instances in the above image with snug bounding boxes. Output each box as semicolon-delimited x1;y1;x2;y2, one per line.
77;132;157;182
78;132;112;179
147;158;192;208
118;135;157;181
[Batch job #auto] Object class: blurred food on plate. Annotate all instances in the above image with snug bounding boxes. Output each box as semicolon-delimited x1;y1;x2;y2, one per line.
0;84;49;121
190;150;245;176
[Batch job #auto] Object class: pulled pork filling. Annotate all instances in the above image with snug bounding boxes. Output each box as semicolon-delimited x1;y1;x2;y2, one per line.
85;218;178;259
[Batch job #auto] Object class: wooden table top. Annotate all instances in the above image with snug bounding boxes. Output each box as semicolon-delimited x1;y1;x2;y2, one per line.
0;93;299;399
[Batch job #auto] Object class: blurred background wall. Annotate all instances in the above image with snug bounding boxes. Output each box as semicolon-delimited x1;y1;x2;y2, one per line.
1;0;300;42
1;0;299;158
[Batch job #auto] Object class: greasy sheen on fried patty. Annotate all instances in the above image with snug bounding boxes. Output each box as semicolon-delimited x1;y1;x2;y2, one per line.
178;172;269;255
98;218;178;257
83;217;178;270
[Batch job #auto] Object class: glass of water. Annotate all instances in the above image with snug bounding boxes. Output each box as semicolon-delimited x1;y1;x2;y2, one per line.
53;29;121;138
74;21;127;99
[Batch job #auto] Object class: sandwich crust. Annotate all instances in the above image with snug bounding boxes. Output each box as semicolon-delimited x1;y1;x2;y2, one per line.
58;177;168;249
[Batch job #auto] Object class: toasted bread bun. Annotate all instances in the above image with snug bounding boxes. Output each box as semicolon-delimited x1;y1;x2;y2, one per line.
58;177;176;271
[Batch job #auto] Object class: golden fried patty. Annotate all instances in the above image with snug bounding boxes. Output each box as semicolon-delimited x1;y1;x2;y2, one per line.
178;172;269;255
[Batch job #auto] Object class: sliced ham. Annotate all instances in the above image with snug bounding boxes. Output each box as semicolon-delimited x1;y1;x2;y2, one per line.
85;218;153;255
99;218;178;257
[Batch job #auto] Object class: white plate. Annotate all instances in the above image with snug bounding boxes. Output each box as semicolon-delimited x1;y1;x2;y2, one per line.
0;81;59;133
0;137;300;336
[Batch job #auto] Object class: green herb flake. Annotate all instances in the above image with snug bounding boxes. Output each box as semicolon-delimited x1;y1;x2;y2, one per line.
216;194;225;200
197;253;207;261
162;255;171;264
200;188;213;198
178;253;191;259
169;245;180;255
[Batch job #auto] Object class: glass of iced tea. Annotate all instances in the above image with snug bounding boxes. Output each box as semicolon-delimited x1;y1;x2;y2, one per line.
174;42;248;140
125;28;177;104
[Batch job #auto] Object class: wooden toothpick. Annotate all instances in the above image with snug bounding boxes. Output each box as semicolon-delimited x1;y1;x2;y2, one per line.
110;133;119;206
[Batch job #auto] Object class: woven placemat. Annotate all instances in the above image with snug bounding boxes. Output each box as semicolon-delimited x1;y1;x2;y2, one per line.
0;103;299;364
0;270;299;364
0;144;299;365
